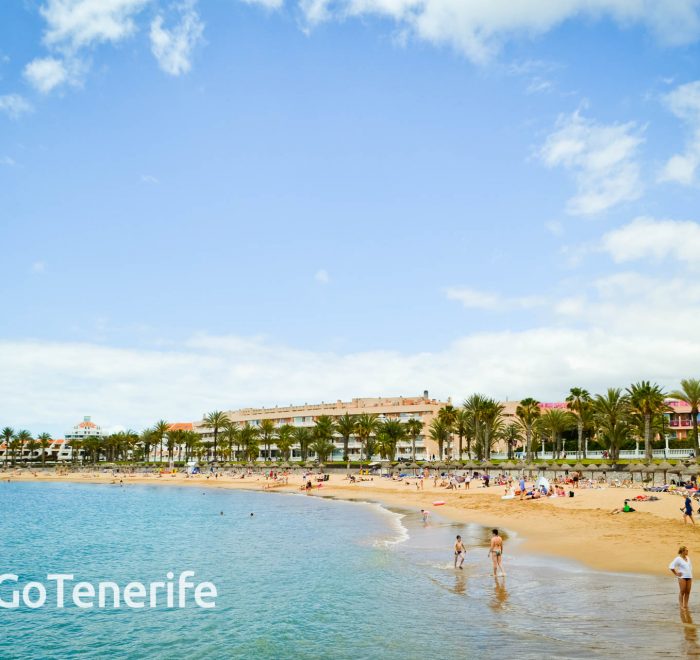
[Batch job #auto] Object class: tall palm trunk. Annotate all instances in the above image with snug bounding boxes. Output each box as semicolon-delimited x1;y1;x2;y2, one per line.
526;427;532;462
577;421;583;460
644;414;652;461
693;407;699;454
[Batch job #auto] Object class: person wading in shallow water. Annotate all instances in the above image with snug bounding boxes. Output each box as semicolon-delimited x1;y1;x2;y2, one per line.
670;546;693;609
454;535;466;570
489;529;505;577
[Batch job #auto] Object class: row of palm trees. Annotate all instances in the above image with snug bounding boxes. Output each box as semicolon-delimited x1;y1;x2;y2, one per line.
199;411;424;463
3;379;698;466
426;379;700;462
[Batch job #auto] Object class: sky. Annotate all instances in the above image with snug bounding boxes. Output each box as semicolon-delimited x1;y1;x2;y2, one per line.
3;0;700;435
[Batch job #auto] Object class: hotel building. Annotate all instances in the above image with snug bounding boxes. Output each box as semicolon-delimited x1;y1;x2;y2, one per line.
196;392;449;461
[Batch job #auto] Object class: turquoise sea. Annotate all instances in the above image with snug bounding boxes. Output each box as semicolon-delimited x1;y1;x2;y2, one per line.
0;482;695;659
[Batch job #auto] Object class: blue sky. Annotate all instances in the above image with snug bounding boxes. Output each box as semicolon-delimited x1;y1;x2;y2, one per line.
3;1;700;434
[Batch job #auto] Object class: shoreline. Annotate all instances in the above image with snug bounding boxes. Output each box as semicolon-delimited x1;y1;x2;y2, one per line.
5;470;700;576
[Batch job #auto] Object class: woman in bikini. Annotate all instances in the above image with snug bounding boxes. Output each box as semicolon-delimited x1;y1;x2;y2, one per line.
489;528;505;577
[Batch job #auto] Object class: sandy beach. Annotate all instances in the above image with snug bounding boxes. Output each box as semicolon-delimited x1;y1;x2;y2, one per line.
7;469;699;576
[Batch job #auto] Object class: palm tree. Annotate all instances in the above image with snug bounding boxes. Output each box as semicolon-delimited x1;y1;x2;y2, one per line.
291;426;312;462
152;420;170;464
26;437;38;464
669;378;700;453
275;424;294;461
221;422;241;462
497;423;523;459
335;413;356;463
14;430;31;465
2;427;13;468
181;430;200;462
405;418;423;461
453;409;470;460
593;388;631;461
203;411;227;462
355;413;379;462
428;417;450;460
239;423;260;461
566;387;592;459
312;416;337;462
627;381;668;461
258;419;276;461
309;437;335;463
515;398;541;462
36;432;52;466
536;409;575;459
379;419;406;461
437;404;457;458
140;428;155;464
463;394;488;459
479;399;505;460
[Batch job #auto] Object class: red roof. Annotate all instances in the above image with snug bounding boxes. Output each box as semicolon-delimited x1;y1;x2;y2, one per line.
168;423;193;431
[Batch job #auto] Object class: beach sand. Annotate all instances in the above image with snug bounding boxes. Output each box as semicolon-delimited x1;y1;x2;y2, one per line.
8;469;699;576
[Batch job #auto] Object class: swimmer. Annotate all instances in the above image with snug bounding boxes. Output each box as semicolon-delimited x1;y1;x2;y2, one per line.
454;535;466;569
489;529;505;576
250;512;254;517
420;509;430;524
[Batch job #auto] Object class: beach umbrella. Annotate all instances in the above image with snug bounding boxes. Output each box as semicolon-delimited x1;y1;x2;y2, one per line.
407;461;420;469
245;461;255;468
278;461;291;469
304;460;316;468
481;461;495;472
683;464;700;476
669;463;683;474
572;462;586;472
434;461;447;470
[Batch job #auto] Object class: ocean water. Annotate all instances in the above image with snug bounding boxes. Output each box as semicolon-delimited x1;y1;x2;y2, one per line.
0;482;695;659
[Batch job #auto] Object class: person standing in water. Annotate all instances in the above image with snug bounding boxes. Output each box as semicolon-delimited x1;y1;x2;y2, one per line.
489;529;505;577
670;546;693;609
454;535;466;570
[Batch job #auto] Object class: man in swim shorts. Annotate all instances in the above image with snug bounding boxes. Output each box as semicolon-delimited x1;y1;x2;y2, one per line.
454;535;466;569
489;528;505;577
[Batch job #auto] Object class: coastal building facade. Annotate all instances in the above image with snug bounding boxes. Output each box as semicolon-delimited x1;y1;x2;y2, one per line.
196;393;448;461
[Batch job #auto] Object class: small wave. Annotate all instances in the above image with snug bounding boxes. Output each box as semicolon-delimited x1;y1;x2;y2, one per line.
365;503;410;547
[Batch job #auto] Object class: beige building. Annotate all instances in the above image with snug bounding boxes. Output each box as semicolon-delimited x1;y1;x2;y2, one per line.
196;392;449;461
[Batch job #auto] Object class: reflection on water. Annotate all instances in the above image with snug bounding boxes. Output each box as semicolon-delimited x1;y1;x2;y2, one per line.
681;609;700;657
490;576;508;612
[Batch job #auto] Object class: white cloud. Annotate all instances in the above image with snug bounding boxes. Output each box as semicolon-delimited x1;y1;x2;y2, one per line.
539;111;644;215
0;156;16;166
659;80;700;185
446;287;544;311
24;57;69;94
39;0;150;50
32;261;47;273
315;268;330;284
5;317;700;433
0;94;33;119
293;1;700;63
150;2;204;76
140;174;159;184
600;216;700;265
242;0;284;9
545;220;564;235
